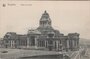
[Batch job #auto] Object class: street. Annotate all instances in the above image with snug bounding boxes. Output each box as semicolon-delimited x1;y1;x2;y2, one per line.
0;48;62;59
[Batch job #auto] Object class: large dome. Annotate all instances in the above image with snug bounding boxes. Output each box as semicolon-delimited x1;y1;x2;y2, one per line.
40;10;51;22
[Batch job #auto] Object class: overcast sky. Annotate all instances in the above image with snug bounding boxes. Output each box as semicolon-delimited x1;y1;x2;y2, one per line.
0;1;90;39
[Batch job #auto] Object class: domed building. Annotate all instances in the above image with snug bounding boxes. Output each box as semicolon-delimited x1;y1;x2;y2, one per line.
3;11;80;51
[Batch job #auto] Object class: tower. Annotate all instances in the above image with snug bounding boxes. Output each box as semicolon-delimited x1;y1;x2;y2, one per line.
39;10;52;28
37;10;54;33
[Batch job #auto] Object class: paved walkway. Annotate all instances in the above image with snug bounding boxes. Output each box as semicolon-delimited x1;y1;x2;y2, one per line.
0;48;61;59
0;48;80;59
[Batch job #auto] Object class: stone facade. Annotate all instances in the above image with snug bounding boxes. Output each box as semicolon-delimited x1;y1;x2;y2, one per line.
3;11;80;51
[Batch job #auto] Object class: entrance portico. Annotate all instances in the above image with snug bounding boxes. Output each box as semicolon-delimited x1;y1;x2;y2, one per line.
27;29;41;49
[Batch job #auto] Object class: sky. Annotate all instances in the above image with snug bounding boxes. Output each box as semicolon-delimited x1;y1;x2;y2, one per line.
0;1;90;39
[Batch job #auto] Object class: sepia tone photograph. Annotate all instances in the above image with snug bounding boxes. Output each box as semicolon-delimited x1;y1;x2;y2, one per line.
0;1;90;59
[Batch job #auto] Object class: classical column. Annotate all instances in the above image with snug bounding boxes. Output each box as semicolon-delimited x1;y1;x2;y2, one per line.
67;40;69;49
11;40;13;48
75;40;77;48
77;39;79;48
56;40;59;51
35;37;38;49
53;41;55;49
13;40;15;48
27;37;29;48
45;40;47;48
54;41;57;50
72;40;75;48
76;40;78;49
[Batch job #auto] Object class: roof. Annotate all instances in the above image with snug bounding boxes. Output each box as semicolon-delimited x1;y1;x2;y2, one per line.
28;29;41;35
4;32;18;40
68;33;79;36
40;10;51;21
18;35;27;40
